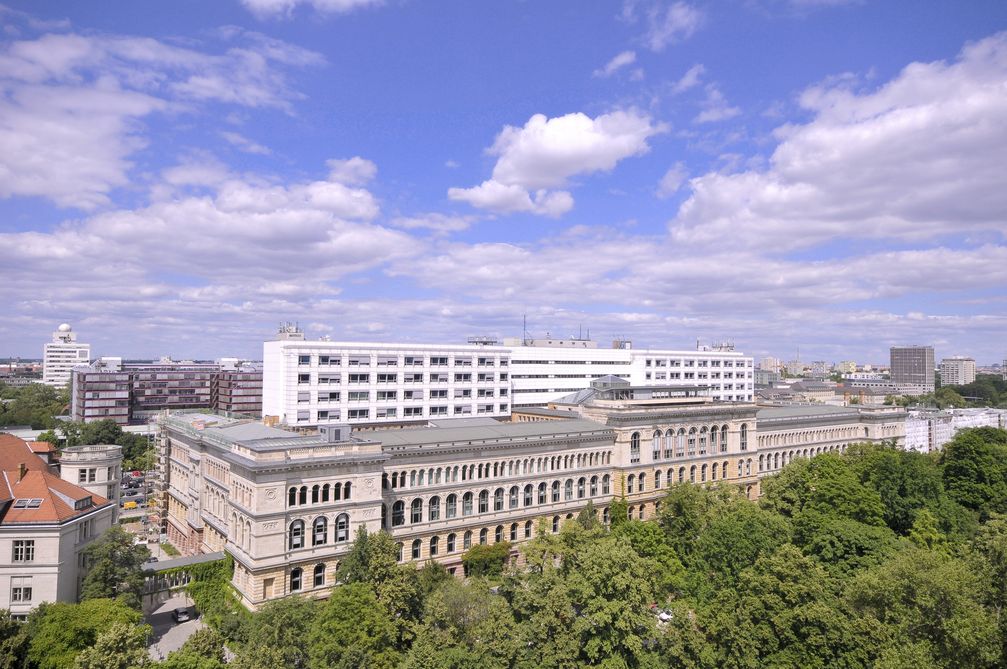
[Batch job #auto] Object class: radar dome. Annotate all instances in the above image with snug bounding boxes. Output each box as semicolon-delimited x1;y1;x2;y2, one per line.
57;323;72;332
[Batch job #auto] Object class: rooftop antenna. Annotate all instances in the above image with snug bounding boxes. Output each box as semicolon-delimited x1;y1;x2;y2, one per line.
522;314;531;346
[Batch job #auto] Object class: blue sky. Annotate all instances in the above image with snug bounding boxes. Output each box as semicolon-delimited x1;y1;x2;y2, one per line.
1;0;1006;365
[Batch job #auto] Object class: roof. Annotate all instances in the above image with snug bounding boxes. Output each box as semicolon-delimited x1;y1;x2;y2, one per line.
368;417;610;449
757;405;857;420
27;440;55;453
0;433;110;525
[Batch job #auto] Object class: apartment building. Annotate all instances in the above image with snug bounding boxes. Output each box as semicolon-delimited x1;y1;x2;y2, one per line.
42;324;90;387
72;357;262;425
262;332;753;430
939;356;976;386
890;345;935;395
161;376;902;608
0;434;117;617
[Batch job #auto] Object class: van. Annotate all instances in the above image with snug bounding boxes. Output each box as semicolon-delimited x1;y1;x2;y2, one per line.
123;501;138;510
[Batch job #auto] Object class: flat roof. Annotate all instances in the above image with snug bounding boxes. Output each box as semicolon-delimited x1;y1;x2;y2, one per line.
757;405;857;420
368;417;610;449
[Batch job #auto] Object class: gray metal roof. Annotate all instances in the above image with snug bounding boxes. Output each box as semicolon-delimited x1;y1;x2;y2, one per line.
757;405;857;420
206;421;295;441
369;418;610;449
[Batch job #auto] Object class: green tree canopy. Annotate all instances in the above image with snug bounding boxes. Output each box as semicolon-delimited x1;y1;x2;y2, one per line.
24;598;141;669
80;525;150;609
307;582;401;669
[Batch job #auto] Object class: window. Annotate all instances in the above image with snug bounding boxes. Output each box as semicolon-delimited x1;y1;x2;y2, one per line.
298;355;311;365
479;528;488;545
313;564;325;587
740;424;748;451
494;488;504;511
78;469;87;483
630;432;641;463
464;531;473;549
446;494;457;518
479;490;489;514
430;536;439;556
523;484;533;507
510;523;518;541
298;373;310;384
289;521;304;550
652;430;662;461
509;486;519;509
538;482;547;504
564;479;573;501
590;476;598;496
552;516;560;533
429;496;440;521
411;498;423;524
312;517;327;546
348;409;369;419
290;568;302;592
411;539;422;560
11;577;31;603
336;514;349;542
655;471;662;488
12;540;34;562
447;533;456;552
688;428;697;456
495;525;504;543
525;520;533;538
463;492;474;516
627;474;635;494
602;475;611;495
392;501;405;526
551;481;560;503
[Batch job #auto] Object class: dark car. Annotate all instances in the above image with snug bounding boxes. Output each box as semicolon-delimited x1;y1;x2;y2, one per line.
171;607;192;623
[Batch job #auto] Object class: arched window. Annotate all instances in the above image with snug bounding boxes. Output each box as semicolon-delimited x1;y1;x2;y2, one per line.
603;507;610;524
429;536;439;557
689;465;696;483
630;432;641;463
289;520;304;550
344;482;352;499
479;490;489;514
313;564;325;588
712;463;719;480
590;475;598;496
655;470;662;488
446;494;457;519
299;486;307;505
678;467;685;483
676;429;686;457
495;525;504;543
710;427;718;455
447;533;456;552
479;528;488;545
335;513;349;543
524;520;533;538
740;424;748;451
552;516;560;533
721;424;729;452
653;430;663;461
664;431;674;459
411;539;421;560
288;487;297;507
627;474;636;494
494;488;504;512
688;428;697;456
577;477;586;499
411;498;423;524
552;481;561;503
290;567;302;592
759;454;765;472
701;464;708;482
429;496;441;521
312;485;319;504
602;475;611;495
462;492;474;516
334;482;342;501
509;486;519;509
564;479;573;501
538;482;548;504
322;483;330;502
699;427;708;455
392;501;405;527
523;484;533;506
312;517;327;546
463;530;473;550
639;473;646;492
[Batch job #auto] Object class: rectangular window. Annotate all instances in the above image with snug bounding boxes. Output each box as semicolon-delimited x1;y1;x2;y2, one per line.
348;391;369;401
376;408;398;418
348;373;369;383
429;356;448;366
430;389;447;399
454;373;471;382
477;357;494;366
78;469;87;483
297;373;310;384
403;356;422;366
454;405;472;415
403;390;423;400
348;356;370;366
430;406;448;416
499;403;509;412
318;375;341;384
404;407;423;416
454;389;471;398
348;409;370;419
376;390;398;401
405;373;424;383
298;355;311;365
12;540;34;562
377;373;397;383
320;391;340;402
453;357;472;366
319;355;339;366
430;373;448;383
297;391;311;403
10;577;31;603
477;373;494;382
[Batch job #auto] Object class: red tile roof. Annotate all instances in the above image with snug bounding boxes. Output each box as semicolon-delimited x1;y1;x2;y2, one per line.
0;433;110;525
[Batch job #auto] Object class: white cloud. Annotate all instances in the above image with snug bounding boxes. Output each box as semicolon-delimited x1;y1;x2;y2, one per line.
389;213;476;234
220;130;271;155
671;63;704;93
593;50;637;78
672;31;1007;250
326;156;377;185
448;181;574;218
656;162;688;198
240;0;381;19
693;84;741;123
0;24;322;209
644;2;703;52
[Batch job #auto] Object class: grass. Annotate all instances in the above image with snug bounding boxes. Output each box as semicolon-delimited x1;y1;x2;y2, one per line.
161;542;181;557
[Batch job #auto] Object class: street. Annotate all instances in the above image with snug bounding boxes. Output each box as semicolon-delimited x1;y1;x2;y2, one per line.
146;595;205;661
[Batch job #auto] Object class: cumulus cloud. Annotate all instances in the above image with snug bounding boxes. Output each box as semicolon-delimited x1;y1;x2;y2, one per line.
0;24;321;209
656;162;688;198
593;50;637;78
449;110;666;216
326;156;377;185
240;0;381;19
672;31;1007;250
389;213;477;235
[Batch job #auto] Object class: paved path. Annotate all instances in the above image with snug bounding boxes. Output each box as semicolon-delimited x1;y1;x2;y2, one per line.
146;594;205;661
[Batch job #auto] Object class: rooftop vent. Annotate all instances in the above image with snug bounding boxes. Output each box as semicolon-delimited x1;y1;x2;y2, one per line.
319;424;352;443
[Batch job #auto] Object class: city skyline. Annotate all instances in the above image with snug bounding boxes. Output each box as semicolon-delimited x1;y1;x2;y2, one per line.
1;1;1006;362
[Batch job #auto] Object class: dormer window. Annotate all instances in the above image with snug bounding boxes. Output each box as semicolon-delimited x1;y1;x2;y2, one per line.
74;497;93;510
13;499;42;509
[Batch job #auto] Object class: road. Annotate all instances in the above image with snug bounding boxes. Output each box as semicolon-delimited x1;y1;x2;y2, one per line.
146;594;205;661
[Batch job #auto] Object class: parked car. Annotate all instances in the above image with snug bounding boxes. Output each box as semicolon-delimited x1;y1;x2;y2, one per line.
171;607;191;623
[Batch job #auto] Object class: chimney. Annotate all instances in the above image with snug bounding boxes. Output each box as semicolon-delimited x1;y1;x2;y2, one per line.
18;463;27;482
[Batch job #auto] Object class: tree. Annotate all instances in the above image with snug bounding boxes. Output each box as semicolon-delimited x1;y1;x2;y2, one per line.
24;599;141;669
613;520;686;596
657;483;737;561
691;502;791;592
462;542;511;578
847;444;945;535
793;510;901;576
609;496;630;529
160;628;227;669
74;621;152;669
941;427;1007;519
576;499;600;530
238;595;318;668
80;525;150;609
0;609;30;669
307;582;401;669
761;453;885;526
0;382;67;429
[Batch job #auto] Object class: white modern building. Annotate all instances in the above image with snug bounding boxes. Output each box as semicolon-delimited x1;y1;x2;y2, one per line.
263;331;754;429
940;356;976;386
43;324;90;387
904;408;1006;453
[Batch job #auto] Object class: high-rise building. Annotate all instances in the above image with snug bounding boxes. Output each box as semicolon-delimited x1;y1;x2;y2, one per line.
890;345;935;395
836;361;857;374
939;356;976;386
760;357;782;373
42;324;90;387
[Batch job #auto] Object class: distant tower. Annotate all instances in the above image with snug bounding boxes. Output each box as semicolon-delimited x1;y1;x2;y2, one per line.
43;323;90;387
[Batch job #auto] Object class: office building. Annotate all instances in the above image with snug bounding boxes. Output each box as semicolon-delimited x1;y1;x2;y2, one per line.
262;331;753;430
890;345;935;395
939;356;976;386
42;324;90;387
71;357;261;425
760;357;782;373
0;434;116;617
160;376;903;608
836;361;857;374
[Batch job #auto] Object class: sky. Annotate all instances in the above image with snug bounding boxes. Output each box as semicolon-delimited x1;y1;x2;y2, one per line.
1;0;1006;365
